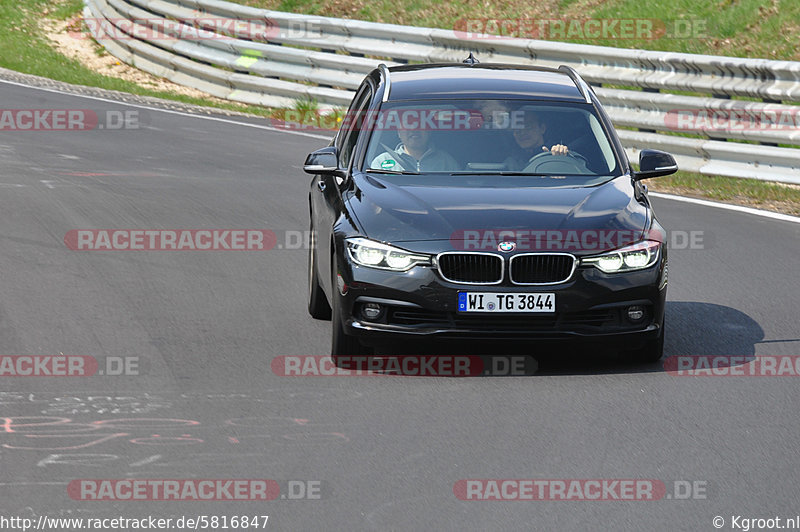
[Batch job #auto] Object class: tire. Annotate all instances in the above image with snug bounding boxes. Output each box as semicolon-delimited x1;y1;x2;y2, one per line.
331;259;372;362
307;220;331;320
622;323;664;363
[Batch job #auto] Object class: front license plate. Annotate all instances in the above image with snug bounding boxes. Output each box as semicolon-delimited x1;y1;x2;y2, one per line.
457;292;555;313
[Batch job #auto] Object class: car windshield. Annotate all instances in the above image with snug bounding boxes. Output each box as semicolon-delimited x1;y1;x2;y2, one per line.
361;99;622;186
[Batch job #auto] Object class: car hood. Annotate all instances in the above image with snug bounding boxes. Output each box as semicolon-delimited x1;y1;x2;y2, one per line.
347;174;650;254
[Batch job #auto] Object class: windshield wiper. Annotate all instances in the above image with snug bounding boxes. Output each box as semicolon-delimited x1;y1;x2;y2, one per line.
498;172;556;176
365;168;419;175
448;171;551;176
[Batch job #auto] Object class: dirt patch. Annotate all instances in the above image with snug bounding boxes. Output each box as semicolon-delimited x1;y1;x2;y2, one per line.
39;14;236;104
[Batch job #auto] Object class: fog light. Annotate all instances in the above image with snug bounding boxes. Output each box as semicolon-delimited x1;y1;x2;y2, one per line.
626;305;645;322
362;303;383;320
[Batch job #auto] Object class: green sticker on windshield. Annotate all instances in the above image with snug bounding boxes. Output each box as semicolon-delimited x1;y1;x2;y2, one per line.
380;159;396;169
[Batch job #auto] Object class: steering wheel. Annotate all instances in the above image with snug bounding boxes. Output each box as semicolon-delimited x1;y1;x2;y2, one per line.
523;150;589;174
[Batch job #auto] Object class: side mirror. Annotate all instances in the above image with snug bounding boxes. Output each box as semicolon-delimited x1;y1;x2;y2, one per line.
304;146;339;174
633;149;678;180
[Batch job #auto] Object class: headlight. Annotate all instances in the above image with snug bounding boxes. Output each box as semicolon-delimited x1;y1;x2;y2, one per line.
582;241;660;273
346;238;431;271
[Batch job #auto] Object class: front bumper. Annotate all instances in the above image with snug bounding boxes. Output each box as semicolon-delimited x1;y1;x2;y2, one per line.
334;248;667;347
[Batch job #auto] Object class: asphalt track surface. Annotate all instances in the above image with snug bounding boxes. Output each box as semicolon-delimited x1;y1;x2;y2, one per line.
0;79;799;531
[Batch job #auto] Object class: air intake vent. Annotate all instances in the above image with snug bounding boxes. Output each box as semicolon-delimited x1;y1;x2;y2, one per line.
509;254;575;284
437;253;503;284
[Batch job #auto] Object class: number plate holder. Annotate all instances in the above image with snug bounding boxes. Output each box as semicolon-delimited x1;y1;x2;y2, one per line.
457;292;556;313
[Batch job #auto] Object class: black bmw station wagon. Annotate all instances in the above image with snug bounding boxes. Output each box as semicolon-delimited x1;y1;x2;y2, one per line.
305;60;676;363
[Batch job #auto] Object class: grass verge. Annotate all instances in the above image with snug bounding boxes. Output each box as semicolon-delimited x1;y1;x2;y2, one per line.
649;171;800;216
236;0;800;61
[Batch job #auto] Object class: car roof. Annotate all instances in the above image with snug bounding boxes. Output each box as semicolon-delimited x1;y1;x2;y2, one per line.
384;64;588;102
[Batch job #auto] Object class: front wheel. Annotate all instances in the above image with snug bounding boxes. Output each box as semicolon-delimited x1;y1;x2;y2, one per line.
331;261;372;362
307;220;331;320
622;324;664;363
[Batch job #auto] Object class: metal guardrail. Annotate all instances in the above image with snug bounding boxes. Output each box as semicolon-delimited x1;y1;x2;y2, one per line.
83;0;800;183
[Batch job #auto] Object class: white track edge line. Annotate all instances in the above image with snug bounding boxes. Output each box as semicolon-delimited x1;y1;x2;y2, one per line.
649;192;800;224
0;78;332;140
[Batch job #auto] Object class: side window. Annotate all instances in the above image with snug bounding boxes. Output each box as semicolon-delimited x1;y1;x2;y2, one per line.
337;86;372;169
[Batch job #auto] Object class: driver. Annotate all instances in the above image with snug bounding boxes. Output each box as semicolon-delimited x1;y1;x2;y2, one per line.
370;128;458;172
503;111;572;171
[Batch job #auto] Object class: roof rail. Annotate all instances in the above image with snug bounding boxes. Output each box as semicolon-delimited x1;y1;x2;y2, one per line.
379;63;391;102
558;65;592;104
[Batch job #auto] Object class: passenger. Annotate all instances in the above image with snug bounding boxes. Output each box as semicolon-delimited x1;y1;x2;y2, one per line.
371;128;458;172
